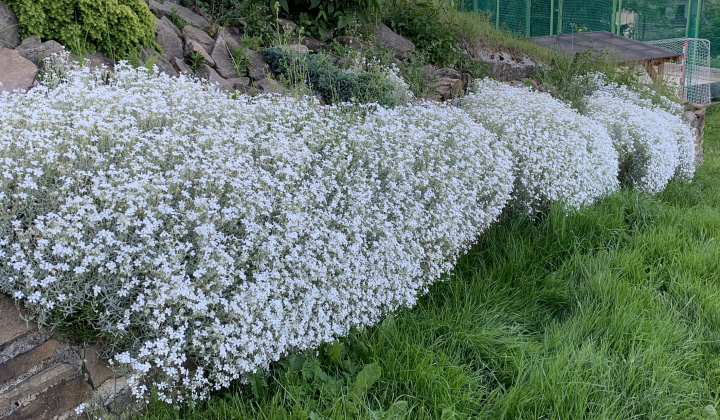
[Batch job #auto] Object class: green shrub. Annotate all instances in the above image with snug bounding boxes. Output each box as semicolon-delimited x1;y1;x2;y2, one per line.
7;0;157;59
181;0;275;42
381;0;487;78
261;47;399;107
275;0;381;38
382;0;460;68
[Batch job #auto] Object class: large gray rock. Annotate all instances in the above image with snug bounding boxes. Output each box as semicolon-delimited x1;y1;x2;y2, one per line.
435;77;463;100
15;35;64;65
148;0;209;30
211;37;239;79
435;67;461;80
0;1;20;48
227;77;250;89
301;37;330;53
198;64;233;91
160;15;182;37
255;77;285;94
184;39;214;68
246;50;268;81
183;25;214;54
470;47;535;81
142;47;179;77
84;52;114;70
374;23;414;58
215;28;242;52
173;56;193;75
0;47;38;93
155;17;183;60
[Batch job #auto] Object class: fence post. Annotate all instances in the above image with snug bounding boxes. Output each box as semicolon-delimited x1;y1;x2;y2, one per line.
686;0;693;37
526;0;531;37
550;0;554;35
617;0;623;34
694;0;702;40
496;0;500;30
557;0;564;34
611;0;617;34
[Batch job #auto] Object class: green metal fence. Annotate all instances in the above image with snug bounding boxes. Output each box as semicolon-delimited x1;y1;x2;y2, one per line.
450;0;708;42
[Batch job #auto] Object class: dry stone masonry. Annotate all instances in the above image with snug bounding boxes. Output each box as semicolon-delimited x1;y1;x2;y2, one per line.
0;0;468;99
0;295;135;420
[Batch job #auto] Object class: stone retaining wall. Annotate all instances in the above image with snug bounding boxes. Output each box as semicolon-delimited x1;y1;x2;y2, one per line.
0;295;136;420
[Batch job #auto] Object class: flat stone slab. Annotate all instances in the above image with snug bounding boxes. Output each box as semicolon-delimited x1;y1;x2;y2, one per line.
0;363;76;411
6;376;91;420
148;0;209;30
211;37;239;79
374;23;414;58
183;25;214;54
0;296;36;350
15;36;64;65
0;1;20;48
77;346;115;389
0;47;38;94
0;340;59;383
155;17;184;60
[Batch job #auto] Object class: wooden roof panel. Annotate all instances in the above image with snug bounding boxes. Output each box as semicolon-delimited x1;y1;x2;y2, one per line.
532;31;682;63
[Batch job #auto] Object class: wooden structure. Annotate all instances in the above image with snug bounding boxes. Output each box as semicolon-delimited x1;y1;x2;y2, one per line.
532;31;682;81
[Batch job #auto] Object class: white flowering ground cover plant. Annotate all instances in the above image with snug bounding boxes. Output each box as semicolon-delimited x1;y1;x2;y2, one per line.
584;78;695;193
458;79;620;213
0;55;513;401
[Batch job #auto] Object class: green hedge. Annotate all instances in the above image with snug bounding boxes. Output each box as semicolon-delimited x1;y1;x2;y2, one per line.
8;0;157;59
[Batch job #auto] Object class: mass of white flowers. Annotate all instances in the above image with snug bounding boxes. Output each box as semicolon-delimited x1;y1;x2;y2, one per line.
584;78;695;193
0;55;513;401
458;78;620;213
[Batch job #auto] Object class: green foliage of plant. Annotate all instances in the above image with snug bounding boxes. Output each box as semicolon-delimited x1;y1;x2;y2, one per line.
182;0;275;42
711;55;720;70
383;0;460;68
276;0;380;38
700;1;720;58
168;7;190;30
188;51;206;71
381;0;487;78
7;0;158;59
261;47;399;107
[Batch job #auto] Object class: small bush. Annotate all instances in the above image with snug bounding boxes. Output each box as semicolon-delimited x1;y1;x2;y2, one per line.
7;0;157;59
583;78;695;193
261;47;404;107
276;0;380;38
182;0;274;42
458;78;620;213
382;0;487;78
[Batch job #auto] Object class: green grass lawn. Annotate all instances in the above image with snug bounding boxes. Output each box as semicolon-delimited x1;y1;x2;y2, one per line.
139;105;720;420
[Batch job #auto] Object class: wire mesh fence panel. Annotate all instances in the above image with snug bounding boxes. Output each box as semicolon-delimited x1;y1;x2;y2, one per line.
449;0;707;41
646;38;712;105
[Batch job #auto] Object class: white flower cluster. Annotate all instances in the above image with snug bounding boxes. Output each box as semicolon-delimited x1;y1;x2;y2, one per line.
0;57;512;401
584;79;696;193
458;79;620;213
